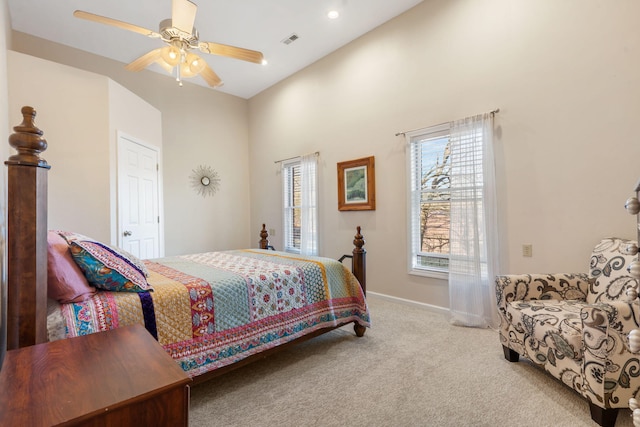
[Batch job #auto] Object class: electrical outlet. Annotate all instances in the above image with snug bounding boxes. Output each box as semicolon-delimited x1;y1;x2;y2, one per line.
522;244;533;257
269;228;276;236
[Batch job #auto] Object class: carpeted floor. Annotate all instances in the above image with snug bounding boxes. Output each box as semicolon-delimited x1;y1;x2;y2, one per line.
189;295;634;427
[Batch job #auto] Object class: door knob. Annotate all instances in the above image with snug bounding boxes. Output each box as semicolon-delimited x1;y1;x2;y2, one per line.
123;230;132;237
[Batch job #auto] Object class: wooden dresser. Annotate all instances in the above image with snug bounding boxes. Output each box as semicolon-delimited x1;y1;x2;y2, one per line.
0;324;191;426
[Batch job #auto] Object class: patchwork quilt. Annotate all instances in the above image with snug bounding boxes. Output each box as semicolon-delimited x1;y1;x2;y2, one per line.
61;249;370;377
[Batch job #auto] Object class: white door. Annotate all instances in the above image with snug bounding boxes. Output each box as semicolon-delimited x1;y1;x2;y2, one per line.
117;134;161;259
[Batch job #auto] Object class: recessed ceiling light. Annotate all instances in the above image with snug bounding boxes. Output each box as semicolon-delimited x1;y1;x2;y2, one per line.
328;10;340;19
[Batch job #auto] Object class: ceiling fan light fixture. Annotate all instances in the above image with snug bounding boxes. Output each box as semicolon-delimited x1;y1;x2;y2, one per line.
161;44;182;67
155;58;175;74
180;62;196;78
186;52;205;74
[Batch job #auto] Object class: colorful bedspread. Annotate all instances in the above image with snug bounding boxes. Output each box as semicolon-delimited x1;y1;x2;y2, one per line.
61;249;370;377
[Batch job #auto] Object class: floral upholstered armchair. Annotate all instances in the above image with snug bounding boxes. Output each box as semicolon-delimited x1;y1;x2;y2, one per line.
496;237;640;427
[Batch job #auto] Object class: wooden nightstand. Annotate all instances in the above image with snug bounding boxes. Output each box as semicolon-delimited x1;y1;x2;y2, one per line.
0;324;191;426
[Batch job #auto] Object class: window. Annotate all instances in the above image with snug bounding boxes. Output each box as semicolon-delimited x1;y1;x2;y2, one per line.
283;160;302;252
282;154;318;255
408;120;490;278
408;123;452;276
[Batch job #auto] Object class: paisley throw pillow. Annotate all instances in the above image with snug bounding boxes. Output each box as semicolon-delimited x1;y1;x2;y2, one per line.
57;231;151;293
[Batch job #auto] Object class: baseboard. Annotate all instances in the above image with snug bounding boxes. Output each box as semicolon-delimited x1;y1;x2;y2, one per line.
367;291;448;315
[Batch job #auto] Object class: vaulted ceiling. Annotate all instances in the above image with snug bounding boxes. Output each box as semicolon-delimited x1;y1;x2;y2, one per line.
8;0;423;98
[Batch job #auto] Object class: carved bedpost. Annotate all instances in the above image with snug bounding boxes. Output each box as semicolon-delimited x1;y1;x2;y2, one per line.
352;226;366;338
259;224;269;249
5;106;50;349
352;226;366;296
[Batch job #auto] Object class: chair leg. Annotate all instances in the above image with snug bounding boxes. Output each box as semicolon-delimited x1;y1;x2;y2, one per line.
589;403;618;427
502;345;519;362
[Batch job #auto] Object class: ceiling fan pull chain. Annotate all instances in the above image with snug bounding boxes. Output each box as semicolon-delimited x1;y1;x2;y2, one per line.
177;49;186;86
176;62;182;86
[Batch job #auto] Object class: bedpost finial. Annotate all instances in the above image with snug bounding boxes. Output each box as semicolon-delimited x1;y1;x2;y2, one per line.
259;224;269;249
353;226;365;251
7;106;49;168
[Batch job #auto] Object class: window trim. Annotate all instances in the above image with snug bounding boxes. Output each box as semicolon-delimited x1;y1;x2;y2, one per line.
406;123;451;278
282;158;301;254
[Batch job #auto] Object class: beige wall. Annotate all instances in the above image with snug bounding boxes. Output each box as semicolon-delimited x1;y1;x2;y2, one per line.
10;32;252;255
7;51;164;245
249;0;640;308
0;6;8;188
1;1;10;163
8;51;110;241
1;0;11;363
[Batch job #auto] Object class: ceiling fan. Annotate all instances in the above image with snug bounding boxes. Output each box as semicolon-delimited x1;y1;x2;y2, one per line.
73;0;265;88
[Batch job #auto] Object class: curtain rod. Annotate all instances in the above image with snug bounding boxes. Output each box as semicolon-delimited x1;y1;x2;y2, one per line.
394;108;500;137
274;151;319;164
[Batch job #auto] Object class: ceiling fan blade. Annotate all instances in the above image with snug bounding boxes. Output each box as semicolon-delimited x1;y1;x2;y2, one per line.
199;62;223;87
198;42;264;64
172;0;197;34
125;48;163;72
74;10;160;38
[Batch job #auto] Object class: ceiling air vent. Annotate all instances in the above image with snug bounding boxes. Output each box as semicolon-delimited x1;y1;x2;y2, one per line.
281;33;300;45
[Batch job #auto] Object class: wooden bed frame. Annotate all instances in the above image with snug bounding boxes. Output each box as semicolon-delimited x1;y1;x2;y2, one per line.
4;106;367;383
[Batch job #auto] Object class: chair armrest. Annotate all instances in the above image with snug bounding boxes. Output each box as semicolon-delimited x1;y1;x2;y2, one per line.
581;302;640;407
582;301;640;337
495;273;590;308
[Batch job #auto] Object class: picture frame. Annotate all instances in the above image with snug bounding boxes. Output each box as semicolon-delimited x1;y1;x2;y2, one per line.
337;156;376;211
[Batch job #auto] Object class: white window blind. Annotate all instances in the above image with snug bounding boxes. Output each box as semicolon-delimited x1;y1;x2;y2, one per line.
449;122;485;277
408;123;451;276
283;160;301;253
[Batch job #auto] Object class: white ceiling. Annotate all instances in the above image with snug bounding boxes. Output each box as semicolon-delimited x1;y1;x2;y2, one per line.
7;0;423;99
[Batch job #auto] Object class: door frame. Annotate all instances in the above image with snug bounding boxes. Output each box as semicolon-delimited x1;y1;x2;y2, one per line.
116;131;165;258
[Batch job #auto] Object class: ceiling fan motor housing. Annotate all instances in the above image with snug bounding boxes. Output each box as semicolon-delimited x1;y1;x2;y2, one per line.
159;18;199;48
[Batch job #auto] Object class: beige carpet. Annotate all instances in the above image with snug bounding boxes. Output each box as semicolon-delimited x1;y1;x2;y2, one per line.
190;296;634;427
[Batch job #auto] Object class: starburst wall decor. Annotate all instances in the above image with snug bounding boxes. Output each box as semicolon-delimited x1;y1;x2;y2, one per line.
190;165;220;197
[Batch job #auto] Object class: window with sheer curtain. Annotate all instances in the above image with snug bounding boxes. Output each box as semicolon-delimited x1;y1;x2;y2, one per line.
448;113;499;327
282;154;318;255
407;113;499;327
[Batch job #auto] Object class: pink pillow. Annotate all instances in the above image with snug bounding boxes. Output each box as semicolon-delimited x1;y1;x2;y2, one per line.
47;231;96;303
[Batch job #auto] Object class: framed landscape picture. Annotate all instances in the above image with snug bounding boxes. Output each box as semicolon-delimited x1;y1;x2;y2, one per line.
337;156;376;211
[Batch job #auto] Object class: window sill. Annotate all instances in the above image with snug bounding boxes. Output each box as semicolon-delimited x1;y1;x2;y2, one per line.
409;268;449;281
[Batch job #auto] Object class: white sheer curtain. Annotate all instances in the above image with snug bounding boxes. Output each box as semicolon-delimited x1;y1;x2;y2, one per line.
448;113;500;328
299;153;318;256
